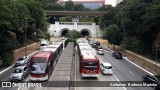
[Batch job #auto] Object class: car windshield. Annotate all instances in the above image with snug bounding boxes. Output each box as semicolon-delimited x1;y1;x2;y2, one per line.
41;44;46;46
30;63;47;74
98;46;102;49
17;58;24;61
105;66;112;69
13;69;23;73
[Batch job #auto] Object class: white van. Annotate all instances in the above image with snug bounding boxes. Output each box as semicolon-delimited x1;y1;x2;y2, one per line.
40;39;50;49
100;62;113;74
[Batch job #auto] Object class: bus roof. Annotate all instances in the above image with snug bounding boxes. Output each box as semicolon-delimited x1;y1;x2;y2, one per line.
33;51;52;58
79;46;92;52
78;43;89;46
81;51;96;60
41;48;57;52
48;44;60;48
52;41;62;45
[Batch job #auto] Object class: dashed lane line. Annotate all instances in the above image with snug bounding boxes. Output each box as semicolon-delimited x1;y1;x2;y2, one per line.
129;71;135;76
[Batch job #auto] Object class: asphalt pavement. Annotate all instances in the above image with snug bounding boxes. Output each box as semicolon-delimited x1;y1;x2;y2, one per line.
98;50;154;90
0;38;157;90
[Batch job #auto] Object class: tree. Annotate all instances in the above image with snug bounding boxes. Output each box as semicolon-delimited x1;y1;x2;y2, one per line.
100;5;115;29
66;30;80;39
142;1;160;42
103;24;123;50
24;0;49;35
0;0;49;66
65;1;74;11
0;0;15;66
73;4;85;11
8;1;30;42
46;3;64;11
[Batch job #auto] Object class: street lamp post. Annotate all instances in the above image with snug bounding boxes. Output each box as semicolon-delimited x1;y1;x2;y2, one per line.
25;29;27;56
124;29;126;50
156;44;159;74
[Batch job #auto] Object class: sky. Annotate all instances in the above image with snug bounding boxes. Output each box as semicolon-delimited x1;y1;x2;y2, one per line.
105;0;117;7
58;0;121;7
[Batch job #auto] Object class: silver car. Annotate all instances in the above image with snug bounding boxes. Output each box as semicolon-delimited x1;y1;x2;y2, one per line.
15;56;30;66
10;66;29;81
97;49;104;55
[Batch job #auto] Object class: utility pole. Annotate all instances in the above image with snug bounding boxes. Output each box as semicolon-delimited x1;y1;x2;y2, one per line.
156;44;159;74
25;28;27;56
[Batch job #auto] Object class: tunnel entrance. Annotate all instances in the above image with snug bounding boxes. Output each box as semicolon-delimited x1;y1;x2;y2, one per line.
80;30;90;37
61;29;69;37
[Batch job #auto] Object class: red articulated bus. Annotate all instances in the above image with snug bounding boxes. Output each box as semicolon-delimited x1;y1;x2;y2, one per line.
77;43;100;77
29;41;63;81
29;51;55;81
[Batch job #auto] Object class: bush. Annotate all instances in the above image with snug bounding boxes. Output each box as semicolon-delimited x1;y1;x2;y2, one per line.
66;30;80;39
122;39;145;54
65;38;76;47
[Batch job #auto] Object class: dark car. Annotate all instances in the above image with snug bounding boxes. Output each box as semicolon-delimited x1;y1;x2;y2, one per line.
142;75;160;90
112;51;122;59
95;45;103;50
95;41;100;46
92;43;97;48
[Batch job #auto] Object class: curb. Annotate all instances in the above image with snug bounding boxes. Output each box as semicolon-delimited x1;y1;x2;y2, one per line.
125;50;160;67
102;45;154;75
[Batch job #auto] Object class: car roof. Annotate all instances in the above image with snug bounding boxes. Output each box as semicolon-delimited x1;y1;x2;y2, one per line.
102;62;112;66
18;56;27;59
16;66;26;69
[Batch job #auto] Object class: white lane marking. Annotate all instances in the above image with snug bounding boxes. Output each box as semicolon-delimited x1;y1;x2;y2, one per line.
124;57;154;76
17;77;29;90
115;60;118;63
113;74;127;90
102;45;154;76
129;71;135;76
0;65;14;75
0;50;38;75
75;51;77;90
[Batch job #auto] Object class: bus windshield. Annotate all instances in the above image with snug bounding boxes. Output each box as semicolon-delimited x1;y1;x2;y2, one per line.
85;62;98;70
30;63;47;74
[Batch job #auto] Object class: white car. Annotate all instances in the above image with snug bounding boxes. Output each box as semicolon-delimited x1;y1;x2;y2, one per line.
100;62;113;74
10;66;29;81
15;56;30;67
62;37;65;40
97;49;104;55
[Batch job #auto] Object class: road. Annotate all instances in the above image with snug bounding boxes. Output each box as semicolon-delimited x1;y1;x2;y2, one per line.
98;50;154;90
0;38;156;90
75;47;124;90
0;38;62;90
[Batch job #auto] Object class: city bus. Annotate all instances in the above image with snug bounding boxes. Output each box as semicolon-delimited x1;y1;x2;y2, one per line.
29;51;55;81
77;43;100;77
29;41;63;81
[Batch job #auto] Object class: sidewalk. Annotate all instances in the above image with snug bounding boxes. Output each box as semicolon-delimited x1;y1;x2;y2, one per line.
97;38;160;75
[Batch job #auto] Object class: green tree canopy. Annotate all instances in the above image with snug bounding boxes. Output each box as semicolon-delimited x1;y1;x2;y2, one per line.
103;24;123;46
65;1;74;11
73;4;85;11
66;30;80;39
